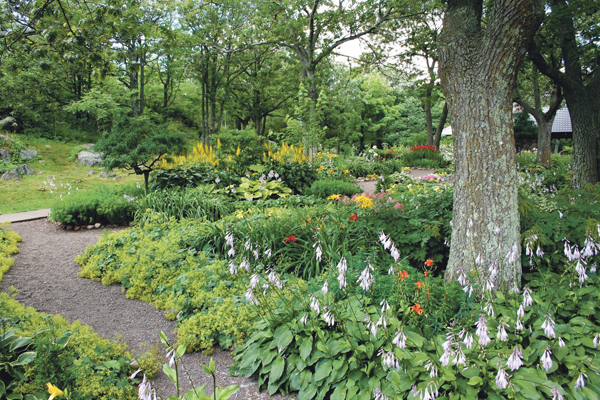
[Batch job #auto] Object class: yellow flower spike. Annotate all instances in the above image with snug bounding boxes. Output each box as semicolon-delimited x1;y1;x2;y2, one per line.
47;383;64;400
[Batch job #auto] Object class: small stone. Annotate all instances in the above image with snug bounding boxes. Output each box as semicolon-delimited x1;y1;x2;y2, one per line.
38;187;46;191
45;145;52;149
87;225;94;230
112;175;123;181
20;149;38;160
0;149;10;162
94;223;101;229
66;225;73;230
74;226;80;231
86;169;95;175
99;172;115;179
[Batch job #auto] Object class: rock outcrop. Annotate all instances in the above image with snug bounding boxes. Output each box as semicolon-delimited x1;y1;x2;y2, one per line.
77;150;103;167
20;149;38;160
1;164;34;180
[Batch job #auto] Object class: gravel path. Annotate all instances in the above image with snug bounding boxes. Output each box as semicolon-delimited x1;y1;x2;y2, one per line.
1;219;293;399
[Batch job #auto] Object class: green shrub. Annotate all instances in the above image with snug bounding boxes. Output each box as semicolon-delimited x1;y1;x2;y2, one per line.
0;226;21;281
306;179;362;198
401;131;429;147
134;187;234;225
270;161;318;194
227;177;292;201
49;184;143;226
402;145;446;168
1;294;138;400
150;164;242;191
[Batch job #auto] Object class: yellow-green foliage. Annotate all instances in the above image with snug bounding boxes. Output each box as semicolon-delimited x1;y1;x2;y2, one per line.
76;218;264;350
0;293;137;400
0;225;22;281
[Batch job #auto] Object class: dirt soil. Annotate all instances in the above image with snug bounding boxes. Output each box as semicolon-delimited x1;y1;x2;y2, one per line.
1;219;294;399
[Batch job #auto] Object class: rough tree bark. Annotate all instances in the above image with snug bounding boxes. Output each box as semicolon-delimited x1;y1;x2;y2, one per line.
439;0;544;289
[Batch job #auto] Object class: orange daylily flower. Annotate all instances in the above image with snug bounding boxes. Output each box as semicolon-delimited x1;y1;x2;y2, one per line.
416;281;423;289
398;270;408;280
424;259;434;267
410;304;424;315
424;271;428;278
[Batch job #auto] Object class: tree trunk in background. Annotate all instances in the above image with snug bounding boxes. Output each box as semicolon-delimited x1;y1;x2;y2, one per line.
537;118;554;168
567;93;599;188
439;0;543;289
433;102;448;148
423;97;434;146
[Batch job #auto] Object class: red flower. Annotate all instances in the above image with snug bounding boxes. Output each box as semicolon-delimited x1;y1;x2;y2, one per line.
410;304;424;315
424;259;434;267
416;281;423;289
424;271;428;278
285;235;297;243
349;213;358;221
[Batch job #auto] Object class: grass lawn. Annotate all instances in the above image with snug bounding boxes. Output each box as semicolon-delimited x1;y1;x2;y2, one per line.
0;138;143;215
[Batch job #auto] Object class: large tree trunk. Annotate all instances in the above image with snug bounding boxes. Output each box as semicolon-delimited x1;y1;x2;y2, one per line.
566;93;600;188
440;0;543;289
536;118;553;168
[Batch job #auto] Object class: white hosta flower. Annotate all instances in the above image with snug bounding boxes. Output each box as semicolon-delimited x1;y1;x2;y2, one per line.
244;238;252;250
379;349;400;371
245;288;257;305
265;248;272;258
506;242;519;264
594;334;599;348
309;294;320;313
558;211;563;218
495;366;509;389
522;287;534;307
452;349;466;366
541;347;553;372
253;250;259;260
314;241;322;262
475;315;491;346
463;332;474;349
249;274;260;289
268;270;283;289
390;245;400;262
229;260;237;275
475;253;483;266
225;230;234;247
507;346;523;371
322;281;328;294
392;330;407;349
376;314;387;329
240;258;250;271
380;299;390;313
575;260;588;283
323;308;335;326
551;387;564;400
365;316;377;338
536;246;544;258
138;375;154;400
516;317;524;331
300;314;308;325
541;314;556;339
425;360;438;378
228;247;235;258
337;257;348;289
373;387;390;400
574;373;587;391
497;322;508;342
215;177;221;184
558;337;566;347
517;304;525;318
357;264;375;292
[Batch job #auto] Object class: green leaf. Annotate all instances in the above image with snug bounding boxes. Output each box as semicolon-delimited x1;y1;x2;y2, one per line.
405;331;424;347
275;329;294;351
10;352;36;366
216;385;240;400
330;385;347;400
468;376;482;386
55;334;71;349
300;336;313;361
298;384;318;400
163;364;177;383
314;359;333;381
327;339;350;356
9;337;32;352
270;356;285;383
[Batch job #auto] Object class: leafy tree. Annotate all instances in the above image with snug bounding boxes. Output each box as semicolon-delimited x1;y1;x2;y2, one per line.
513;62;563;168
95;116;187;192
529;0;600;187
439;0;544;288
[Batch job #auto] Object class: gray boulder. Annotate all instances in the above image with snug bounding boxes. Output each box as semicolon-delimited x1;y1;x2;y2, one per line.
77;150;103;167
0;133;13;143
0;149;10;162
1;164;34;180
20;149;38;160
99;171;115;178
